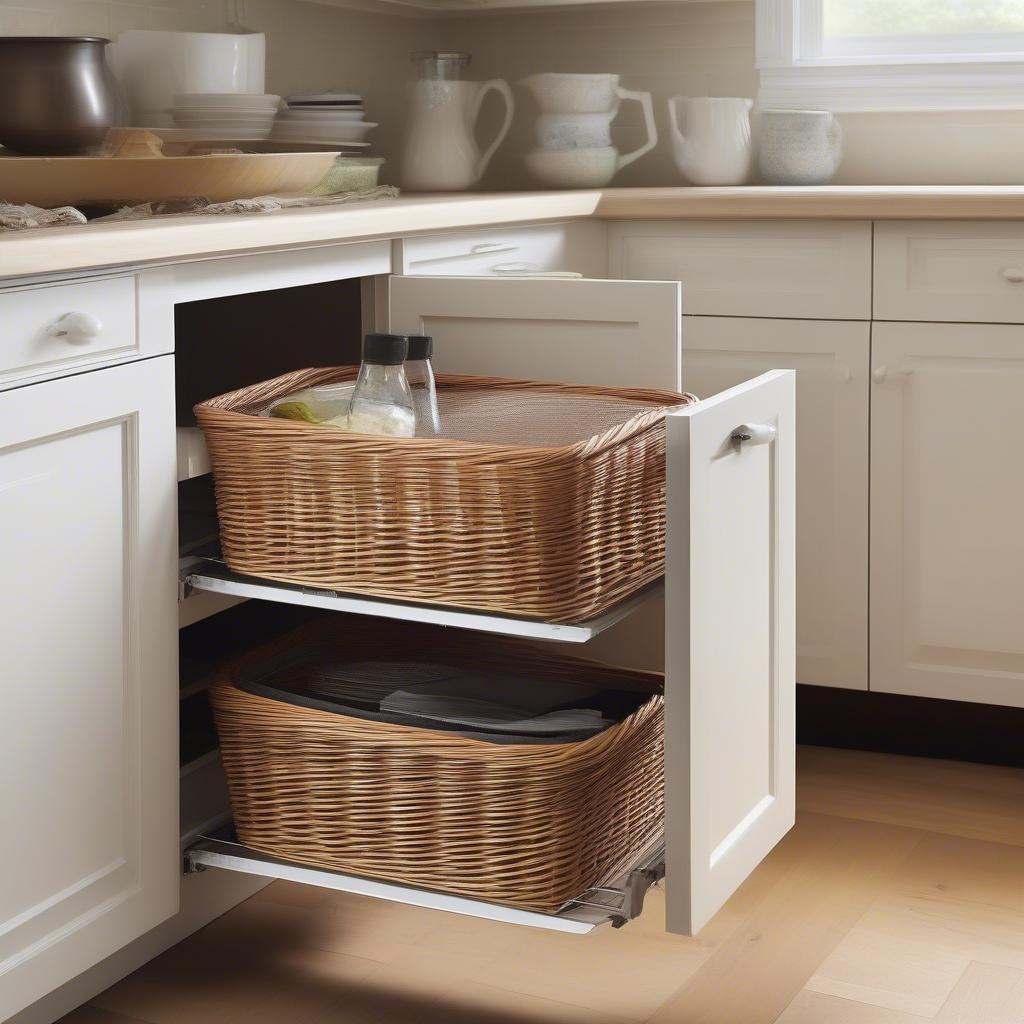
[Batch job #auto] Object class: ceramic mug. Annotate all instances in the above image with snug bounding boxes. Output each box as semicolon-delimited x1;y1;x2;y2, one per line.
667;96;753;186
757;108;843;185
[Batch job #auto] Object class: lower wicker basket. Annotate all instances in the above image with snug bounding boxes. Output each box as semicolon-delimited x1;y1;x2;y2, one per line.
209;618;664;914
195;367;695;622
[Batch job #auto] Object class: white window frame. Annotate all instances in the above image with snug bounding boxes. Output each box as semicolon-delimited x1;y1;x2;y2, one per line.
757;0;1024;111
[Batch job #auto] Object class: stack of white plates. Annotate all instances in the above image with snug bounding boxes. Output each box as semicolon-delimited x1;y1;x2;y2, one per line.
170;93;281;139
272;93;376;147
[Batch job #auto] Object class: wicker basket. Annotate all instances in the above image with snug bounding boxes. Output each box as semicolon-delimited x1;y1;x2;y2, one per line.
195;368;694;622
209;618;664;913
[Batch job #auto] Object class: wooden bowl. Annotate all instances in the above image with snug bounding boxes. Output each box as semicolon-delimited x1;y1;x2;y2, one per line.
0;151;339;207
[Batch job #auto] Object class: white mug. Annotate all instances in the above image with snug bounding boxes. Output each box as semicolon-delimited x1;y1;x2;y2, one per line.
758;108;843;185
667;96;753;186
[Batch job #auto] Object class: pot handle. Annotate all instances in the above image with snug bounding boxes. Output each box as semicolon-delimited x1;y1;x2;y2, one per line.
615;86;658;172
473;79;515;181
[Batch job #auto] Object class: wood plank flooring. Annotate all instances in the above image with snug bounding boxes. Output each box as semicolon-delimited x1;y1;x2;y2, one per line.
60;746;1024;1024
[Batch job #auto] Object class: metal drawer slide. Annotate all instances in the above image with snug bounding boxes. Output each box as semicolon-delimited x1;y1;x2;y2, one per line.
185;826;664;935
180;557;663;644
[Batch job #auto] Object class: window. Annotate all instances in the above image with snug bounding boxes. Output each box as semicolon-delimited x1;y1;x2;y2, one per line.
758;0;1024;110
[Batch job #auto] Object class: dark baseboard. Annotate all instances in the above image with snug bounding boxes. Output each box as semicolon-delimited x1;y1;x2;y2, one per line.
797;684;1024;768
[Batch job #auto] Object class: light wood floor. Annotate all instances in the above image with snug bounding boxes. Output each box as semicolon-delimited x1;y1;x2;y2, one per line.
61;746;1024;1024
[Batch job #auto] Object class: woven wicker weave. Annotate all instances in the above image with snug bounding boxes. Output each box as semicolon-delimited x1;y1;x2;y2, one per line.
210;618;664;913
196;368;694;622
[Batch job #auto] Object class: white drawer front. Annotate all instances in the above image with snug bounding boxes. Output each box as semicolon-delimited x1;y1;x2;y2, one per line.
875;221;1024;323
608;221;872;320
399;222;605;278
0;275;138;388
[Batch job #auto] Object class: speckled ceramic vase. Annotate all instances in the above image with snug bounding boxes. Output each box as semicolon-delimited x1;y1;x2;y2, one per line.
757;108;843;186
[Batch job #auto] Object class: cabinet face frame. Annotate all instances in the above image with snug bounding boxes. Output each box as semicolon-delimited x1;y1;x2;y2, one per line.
870;321;1024;707
0;356;179;1021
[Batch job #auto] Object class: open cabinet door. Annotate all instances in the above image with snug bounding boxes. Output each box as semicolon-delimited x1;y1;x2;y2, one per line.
387;275;681;390
665;370;796;935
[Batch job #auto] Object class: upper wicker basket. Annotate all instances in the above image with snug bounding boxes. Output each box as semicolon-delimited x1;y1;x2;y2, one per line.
195;367;695;622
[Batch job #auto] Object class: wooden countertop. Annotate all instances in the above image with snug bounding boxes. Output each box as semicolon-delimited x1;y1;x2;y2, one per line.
5;186;1024;281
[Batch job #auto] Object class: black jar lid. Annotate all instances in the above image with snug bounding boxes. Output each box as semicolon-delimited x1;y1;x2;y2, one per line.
406;335;433;360
362;333;410;365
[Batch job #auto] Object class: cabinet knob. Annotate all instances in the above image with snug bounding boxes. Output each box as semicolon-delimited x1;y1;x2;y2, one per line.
1002;267;1024;283
47;311;103;344
838;365;852;383
732;422;776;445
872;366;888;384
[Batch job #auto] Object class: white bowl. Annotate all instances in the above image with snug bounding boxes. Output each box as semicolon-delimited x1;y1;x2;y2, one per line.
277;109;366;122
172;110;277;121
173;93;280;108
525;146;619;188
286;92;361;105
173;119;275;139
271;122;376;142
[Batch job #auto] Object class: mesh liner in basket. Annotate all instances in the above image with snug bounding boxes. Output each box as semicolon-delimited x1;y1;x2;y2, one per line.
196;367;696;621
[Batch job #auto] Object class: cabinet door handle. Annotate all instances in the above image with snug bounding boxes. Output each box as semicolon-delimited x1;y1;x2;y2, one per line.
838;365;852;383
47;311;103;344
872;366;888;384
732;422;776;445
470;242;513;255
1001;267;1024;283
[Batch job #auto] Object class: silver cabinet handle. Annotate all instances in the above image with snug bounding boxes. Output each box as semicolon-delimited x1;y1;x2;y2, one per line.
732;423;776;445
47;311;103;344
1002;267;1024;283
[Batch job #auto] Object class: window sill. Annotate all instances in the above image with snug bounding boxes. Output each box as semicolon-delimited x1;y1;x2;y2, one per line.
758;62;1024;112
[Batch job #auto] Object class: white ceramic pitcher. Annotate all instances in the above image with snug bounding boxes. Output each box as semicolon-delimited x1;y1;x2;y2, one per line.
667;96;753;186
520;73;657;187
401;52;514;192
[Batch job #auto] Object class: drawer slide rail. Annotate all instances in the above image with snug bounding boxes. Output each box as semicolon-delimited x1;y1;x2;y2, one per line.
184;826;664;935
180;556;662;644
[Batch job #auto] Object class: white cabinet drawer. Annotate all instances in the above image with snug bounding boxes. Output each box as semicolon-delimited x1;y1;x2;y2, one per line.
398;222;605;278
0;274;140;389
875;221;1024;323
608;221;872;320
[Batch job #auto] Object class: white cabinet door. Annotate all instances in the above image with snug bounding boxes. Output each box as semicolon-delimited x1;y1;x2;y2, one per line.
681;316;869;691
871;323;1024;707
0;356;179;1020
389;274;796;935
387;275;681;390
667;370;796;934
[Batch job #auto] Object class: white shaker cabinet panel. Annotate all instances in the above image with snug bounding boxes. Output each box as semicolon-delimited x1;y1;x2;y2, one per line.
608;221;872;320
0;356;179;1020
871;323;1024;706
874;221;1024;323
388;274;681;390
681;316;869;691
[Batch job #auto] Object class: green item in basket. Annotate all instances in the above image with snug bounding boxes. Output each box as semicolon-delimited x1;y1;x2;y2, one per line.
271;401;323;424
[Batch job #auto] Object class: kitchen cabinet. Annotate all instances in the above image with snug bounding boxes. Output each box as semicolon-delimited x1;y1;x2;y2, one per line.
680;315;870;691
870;323;1024;707
0;356;179;1021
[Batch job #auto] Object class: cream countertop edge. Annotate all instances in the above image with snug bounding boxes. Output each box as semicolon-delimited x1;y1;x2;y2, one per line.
6;185;1024;281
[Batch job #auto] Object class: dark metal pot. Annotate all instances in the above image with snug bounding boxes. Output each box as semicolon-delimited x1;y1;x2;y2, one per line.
0;37;122;156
